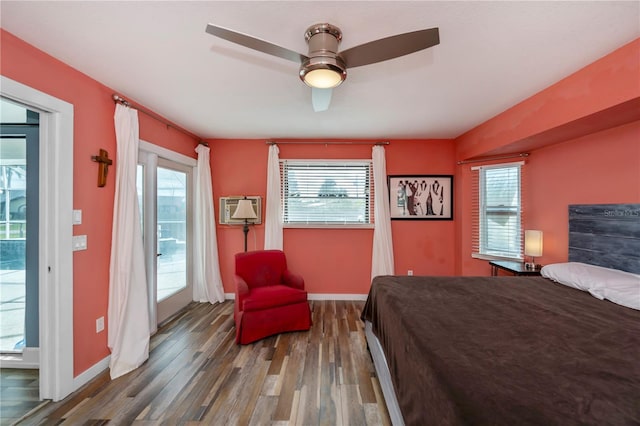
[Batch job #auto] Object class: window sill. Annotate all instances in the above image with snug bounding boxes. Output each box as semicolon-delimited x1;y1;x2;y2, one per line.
284;223;374;230
472;252;523;262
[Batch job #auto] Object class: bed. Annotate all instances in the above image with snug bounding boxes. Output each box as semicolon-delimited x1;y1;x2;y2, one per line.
361;204;640;425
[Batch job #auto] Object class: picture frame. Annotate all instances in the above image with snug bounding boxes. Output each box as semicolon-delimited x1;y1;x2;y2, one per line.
388;175;453;220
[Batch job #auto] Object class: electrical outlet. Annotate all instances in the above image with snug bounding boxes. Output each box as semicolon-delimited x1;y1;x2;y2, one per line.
72;235;87;251
96;316;105;333
408;269;414;276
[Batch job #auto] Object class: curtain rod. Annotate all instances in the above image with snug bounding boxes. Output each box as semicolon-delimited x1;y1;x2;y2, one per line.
267;140;389;146
457;152;529;165
112;94;201;141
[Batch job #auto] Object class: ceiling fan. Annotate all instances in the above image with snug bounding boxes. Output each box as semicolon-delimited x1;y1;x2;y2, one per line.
205;23;440;112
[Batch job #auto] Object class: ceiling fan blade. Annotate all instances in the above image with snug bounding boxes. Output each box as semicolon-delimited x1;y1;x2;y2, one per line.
206;24;308;64
340;27;439;68
312;88;332;112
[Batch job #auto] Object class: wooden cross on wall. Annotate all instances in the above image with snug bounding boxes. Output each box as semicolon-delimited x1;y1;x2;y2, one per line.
91;149;113;187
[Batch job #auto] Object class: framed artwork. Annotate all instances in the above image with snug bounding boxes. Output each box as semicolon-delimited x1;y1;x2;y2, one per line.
388;175;453;220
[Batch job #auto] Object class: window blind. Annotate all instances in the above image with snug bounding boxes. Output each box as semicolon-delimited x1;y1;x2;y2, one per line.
471;161;525;260
280;160;373;225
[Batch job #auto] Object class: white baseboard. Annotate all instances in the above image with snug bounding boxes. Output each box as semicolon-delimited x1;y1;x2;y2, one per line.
73;355;110;390
308;293;368;301
225;292;367;301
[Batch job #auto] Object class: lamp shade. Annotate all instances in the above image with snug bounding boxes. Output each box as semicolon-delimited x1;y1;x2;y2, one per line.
524;230;543;257
300;56;347;89
232;199;257;220
303;68;343;88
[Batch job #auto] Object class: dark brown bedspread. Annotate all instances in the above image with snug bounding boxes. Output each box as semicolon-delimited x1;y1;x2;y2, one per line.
361;275;640;426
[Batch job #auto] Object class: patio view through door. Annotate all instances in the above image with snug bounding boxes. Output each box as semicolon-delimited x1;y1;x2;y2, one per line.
0;98;39;361
0;98;39;362
137;150;192;329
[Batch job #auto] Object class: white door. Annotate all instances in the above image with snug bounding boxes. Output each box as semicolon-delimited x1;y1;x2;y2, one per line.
137;149;193;330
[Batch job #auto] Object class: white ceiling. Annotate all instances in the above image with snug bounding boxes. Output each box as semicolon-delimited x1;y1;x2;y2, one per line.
1;1;638;140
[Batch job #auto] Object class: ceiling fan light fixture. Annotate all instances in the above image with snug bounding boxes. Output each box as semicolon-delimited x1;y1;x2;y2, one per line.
206;22;440;109
300;57;347;89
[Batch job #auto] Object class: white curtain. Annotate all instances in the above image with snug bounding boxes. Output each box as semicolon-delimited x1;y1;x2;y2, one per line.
108;104;150;379
371;145;395;279
193;144;225;303
264;144;283;249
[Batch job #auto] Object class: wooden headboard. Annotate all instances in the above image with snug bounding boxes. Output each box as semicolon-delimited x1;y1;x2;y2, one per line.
568;203;640;274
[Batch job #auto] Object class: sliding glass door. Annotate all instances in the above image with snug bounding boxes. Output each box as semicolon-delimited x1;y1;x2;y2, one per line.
0;98;39;358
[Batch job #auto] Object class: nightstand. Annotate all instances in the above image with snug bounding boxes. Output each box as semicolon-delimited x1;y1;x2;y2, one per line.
489;260;541;276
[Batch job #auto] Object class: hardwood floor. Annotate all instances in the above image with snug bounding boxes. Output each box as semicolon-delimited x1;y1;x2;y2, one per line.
16;300;390;425
0;368;44;426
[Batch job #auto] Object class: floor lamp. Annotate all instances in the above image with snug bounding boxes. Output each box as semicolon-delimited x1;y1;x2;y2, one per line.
232;197;257;252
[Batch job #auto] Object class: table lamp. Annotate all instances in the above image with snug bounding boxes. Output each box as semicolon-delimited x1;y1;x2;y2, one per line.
524;230;543;270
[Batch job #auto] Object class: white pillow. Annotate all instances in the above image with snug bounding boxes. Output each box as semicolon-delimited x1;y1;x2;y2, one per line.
541;262;640;310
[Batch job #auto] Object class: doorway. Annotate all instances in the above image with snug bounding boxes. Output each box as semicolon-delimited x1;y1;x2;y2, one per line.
1;76;75;402
0;98;39;362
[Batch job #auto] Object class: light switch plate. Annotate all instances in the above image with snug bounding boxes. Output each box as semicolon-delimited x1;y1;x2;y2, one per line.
73;209;82;225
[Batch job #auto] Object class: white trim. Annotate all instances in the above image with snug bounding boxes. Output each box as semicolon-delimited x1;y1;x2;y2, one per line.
1;76;75;401
73;355;110;390
471;252;523;261
224;293;368;301
308;293;368;301
0;347;39;369
139;140;196;167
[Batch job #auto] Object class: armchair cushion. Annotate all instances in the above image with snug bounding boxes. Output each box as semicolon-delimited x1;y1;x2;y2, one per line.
242;285;308;312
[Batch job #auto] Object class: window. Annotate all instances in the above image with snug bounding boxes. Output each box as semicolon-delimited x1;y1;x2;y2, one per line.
281;160;373;226
472;162;524;259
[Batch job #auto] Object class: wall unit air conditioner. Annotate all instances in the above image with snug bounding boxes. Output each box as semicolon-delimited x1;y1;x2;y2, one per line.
219;196;262;225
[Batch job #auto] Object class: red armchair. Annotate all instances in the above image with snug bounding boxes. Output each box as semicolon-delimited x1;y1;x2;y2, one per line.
233;250;312;344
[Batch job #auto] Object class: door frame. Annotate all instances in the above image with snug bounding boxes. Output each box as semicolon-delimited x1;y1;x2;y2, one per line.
1;76;74;401
138;141;196;328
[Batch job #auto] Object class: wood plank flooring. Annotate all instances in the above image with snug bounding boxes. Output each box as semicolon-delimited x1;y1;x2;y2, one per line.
0;368;44;426
16;300;391;425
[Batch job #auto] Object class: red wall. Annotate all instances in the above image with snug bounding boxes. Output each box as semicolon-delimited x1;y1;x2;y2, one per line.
456;39;640;161
527;121;640;263
209;139;456;295
455;38;640;276
1;30;199;376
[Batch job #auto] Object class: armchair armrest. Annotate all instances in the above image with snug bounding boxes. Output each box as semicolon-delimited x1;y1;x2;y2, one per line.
282;269;305;290
234;274;250;304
